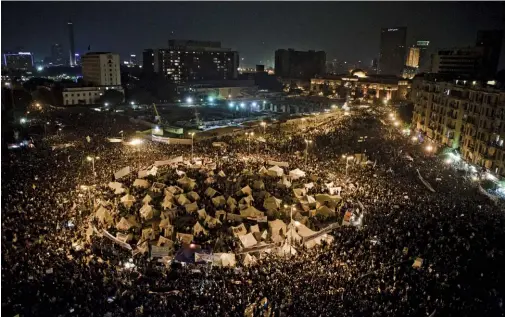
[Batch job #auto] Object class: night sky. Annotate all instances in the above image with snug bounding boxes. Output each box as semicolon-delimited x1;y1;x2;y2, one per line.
2;1;505;69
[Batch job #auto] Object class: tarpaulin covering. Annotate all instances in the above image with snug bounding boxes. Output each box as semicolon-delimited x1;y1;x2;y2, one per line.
114;166;131;180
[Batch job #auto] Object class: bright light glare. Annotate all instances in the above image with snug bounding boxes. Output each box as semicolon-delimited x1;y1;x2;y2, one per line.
229;102;234;108
129;138;143;146
486;172;497;181
208;96;214;102
252;102;257;107
294;221;301;226
411;136;418;141
445;158;453;164
240;102;245;109
186;97;193;104
104;102;109;106
425;145;433;152
36;66;43;72
86;156;92;161
393;121;400;127
20;118;27;124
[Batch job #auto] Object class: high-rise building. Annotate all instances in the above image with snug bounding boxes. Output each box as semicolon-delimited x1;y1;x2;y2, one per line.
68;21;76;66
379;27;407;75
416;40;430;72
51;43;64;65
274;49;326;79
475;30;503;79
130;54;138;66
142;40;239;83
74;53;81;66
3;52;34;70
411;75;505;177
406;47;420;68
430;47;484;77
81;52;121;86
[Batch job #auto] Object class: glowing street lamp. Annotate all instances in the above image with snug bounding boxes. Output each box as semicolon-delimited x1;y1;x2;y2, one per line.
411;136;418;142
104;102;109;107
393;121;400;127
260;121;267;134
86;155;100;176
20;117;27;124
425;145;434;153
186;97;193;104
208;96;214;103
240;102;245;109
189;132;195;160
229;102;234;108
128;138;143;146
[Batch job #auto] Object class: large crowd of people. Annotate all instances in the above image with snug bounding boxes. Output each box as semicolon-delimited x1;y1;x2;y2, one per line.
2;105;504;317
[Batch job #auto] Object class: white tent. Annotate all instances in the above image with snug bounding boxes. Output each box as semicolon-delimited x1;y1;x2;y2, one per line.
269;219;287;238
159;218;171;229
239;233;258;248
187;191;200;201
161;196;173;210
116;217;133;231
289;168;306;180
263;196;282;211
166;186;183;195
193;222;208;236
253;180;265;190
177;176;196;190
249;224;260;233
278;243;297;256
95;206;113;225
214;253;236;267
156;236;173;248
142;194;153;204
239;195;254;209
205;187;218;198
185;202;198;214
140;204;154;220
277;176;292;188
240;206;264;218
197;209;208;220
204;215;221;228
231;223;247;237
293;188;307;198
243;254;257;267
177;194;191;206
258;166;269;175
108;182;125;194
241;185;253;196
227;196;237;211
218;170;226;177
285;227;302;244
267;165;284;177
212;195;226;207
176;232;194;244
133;179;150;188
120;194;136;208
304;182;314;189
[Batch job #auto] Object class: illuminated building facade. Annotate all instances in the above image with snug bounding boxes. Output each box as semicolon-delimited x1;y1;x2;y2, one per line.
81;52;121;86
3;52;34;70
378;27;407;76
411;75;505;176
406;47;420;68
143;40;239;83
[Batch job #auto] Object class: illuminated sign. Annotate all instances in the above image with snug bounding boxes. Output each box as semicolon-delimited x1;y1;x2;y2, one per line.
388;28;398;32
417;41;430;46
18;52;32;55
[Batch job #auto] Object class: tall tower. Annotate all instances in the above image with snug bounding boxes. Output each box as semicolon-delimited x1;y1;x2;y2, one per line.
68;20;76;66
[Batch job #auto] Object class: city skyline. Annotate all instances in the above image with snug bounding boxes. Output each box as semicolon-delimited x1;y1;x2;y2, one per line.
2;2;505;70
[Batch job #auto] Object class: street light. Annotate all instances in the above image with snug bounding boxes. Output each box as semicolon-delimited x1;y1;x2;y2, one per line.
186;97;193;104
104;102;109;107
304;139;312;167
245;132;254;154
425;145;434;153
189;132;195;160
86;155;100;176
260;121;267;134
229;102;234;108
393;121;400;127
240;102;245;109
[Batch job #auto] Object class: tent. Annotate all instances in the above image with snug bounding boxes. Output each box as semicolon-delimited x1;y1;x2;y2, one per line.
176;233;194;244
267;160;289;167
258;166;269;175
185;202;198;214
142;194;153;204
263;196;282;211
193;222;208;236
227;197;237;211
240;206;264;218
289;168;306;180
204;215;221;228
218;170;226;177
267;165;284;177
231;223;247;237
212;195;226;207
187;191;200;201
159;218;171;229
239;233;258;248
205;187;218;198
161;196;173;210
205;177;215;184
156;236;174;248
304;182;314;189
141;228;155;241
243;254;257;267
95;206;113;226
177;176;197;190
140;204;154;220
241;185;253;196
239;195;254;209
277;177;292;188
133;179;150;188
285;227;302;244
177;194;191;206
116;232;133;243
269;219;287;238
197;209;208;220
166;186;183;195
116;217;133;231
278;243;297;256
293;188;307;198
316;205;333;217
253;180;265;190
120;194;136;208
108;182;125;194
214;253;236;267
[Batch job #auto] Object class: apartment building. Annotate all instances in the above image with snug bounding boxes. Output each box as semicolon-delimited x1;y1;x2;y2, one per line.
411;75;505;177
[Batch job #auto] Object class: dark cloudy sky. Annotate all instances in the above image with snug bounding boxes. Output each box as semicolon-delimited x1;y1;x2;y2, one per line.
2;1;504;68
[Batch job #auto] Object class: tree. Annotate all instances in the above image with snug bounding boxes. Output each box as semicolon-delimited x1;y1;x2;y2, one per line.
99;89;124;106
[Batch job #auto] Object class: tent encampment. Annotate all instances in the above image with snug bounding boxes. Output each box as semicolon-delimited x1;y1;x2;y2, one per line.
177;194;191;206
193;222;207;236
267;165;284;177
205;187;218;198
289;168;306;180
133;179;150;188
212;195;226;207
95;206;113;225
239;233;258;248
116;217;133;231
177;176;196;190
185;202;198;214
240;206;264;218
142;194;153;204
140;204;154;220
263;196;282;211
187;191;200;201
108;182;125;194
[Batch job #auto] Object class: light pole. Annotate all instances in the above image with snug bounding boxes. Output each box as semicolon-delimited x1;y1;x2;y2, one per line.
260;121;267;134
246;132;254;155
86;155;100;177
189;132;195;160
304;139;312;167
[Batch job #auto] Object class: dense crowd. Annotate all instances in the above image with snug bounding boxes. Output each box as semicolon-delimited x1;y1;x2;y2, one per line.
2;106;504;317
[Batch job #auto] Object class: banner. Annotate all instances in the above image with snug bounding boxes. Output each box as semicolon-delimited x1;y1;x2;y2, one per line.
416;169;435;193
103;230;132;250
154;156;184;167
114;166;131;180
267;160;289;168
151;246;172;258
107;138;123;143
195;253;214;263
152;135;192;145
302;223;340;243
